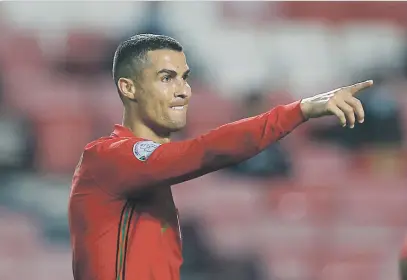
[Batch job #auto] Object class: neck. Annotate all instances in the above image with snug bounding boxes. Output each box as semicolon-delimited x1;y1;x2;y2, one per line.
122;108;171;144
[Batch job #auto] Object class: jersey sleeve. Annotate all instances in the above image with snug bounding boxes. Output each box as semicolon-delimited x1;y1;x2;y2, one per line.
87;101;306;196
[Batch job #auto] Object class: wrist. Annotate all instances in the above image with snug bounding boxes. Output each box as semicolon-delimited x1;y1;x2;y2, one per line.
299;99;311;120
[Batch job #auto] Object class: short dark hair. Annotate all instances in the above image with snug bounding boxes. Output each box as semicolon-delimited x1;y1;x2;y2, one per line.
112;34;183;87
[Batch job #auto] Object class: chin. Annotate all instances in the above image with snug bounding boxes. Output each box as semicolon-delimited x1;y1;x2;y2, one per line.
162;116;185;132
168;122;186;133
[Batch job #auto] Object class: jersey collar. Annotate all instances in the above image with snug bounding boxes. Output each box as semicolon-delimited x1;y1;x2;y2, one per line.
111;124;135;138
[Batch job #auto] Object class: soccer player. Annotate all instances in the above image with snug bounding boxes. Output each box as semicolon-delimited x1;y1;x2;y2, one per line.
68;34;373;280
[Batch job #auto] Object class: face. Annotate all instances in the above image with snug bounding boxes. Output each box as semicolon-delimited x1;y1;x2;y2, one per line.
129;49;191;133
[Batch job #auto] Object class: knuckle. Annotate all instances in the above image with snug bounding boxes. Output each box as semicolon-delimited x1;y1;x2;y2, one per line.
327;100;336;109
344;107;354;114
343;91;352;98
330;96;339;104
355;98;362;105
350;98;361;106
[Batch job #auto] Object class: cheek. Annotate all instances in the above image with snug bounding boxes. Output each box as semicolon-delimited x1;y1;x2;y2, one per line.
140;82;174;118
147;88;170;117
153;83;174;106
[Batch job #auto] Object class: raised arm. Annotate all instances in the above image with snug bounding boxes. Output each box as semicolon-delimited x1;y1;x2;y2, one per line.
86;79;373;196
87;101;305;196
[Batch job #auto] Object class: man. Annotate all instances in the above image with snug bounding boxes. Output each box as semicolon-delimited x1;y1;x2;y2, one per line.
68;34;373;280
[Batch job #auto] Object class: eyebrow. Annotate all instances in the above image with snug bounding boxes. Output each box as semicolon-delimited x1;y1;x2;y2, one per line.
157;69;190;77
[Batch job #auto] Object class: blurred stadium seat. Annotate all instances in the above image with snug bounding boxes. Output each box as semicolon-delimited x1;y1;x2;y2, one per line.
0;2;406;279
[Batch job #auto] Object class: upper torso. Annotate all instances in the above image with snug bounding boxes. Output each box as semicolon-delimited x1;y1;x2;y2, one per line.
68;105;305;280
69;137;183;280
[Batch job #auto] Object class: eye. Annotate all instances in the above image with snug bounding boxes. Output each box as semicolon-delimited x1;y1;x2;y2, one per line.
161;75;171;83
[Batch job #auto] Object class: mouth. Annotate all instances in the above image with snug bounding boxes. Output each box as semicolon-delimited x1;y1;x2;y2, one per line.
170;105;186;110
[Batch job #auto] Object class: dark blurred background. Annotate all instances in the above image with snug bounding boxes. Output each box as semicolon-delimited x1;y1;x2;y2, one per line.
0;2;407;280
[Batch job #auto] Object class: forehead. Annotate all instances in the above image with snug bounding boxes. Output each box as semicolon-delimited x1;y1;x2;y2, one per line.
146;49;188;72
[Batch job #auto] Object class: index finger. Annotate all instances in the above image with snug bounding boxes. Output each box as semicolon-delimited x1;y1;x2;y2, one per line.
348;80;374;95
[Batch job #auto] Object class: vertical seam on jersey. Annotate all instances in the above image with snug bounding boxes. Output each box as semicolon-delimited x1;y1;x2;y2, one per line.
115;202;132;280
115;201;128;279
122;211;140;280
176;210;183;249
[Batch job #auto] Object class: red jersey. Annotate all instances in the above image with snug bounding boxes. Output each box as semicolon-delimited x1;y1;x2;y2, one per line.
68;101;306;280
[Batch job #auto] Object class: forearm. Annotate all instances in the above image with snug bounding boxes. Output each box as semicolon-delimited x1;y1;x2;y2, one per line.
195;101;305;171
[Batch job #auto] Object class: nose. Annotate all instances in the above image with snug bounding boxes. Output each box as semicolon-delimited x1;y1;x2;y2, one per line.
174;81;191;99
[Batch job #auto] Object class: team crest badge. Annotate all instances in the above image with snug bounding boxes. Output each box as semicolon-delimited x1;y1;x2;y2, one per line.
133;141;161;161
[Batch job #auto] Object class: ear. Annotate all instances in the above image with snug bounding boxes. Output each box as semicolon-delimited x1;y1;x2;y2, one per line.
118;78;137;101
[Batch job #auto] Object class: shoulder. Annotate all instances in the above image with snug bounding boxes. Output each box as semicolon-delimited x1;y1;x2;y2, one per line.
84;136;133;157
83;136;161;162
84;136;118;152
131;140;162;161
